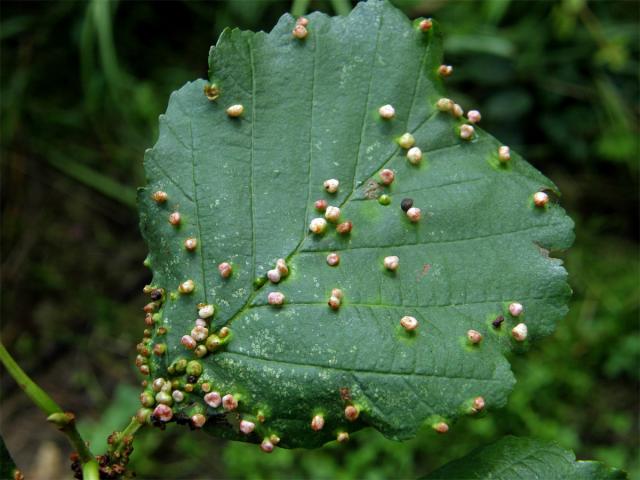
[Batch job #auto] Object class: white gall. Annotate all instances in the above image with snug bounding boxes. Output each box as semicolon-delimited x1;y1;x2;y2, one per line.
198;304;215;319
179;279;195;294
379;169;395;185
508;302;524;317
218;262;233;278
204;391;222;408
226;104;244;117
378;104;396;119
436;98;453;112
451;103;463;118
240;420;255;434
467;329;483;344
533;191;549;207
268;291;285;306
438;64;453;76
309;217;328;234
267;269;281;284
400;315;418;331
459;124;475;140
498;145;511;163
398;133;415;149
292;24;308;39
323;178;339;193
512;323;528;341
384;255;399;271
406;207;421;223
406;147;423;165
311;414;325;431
324;206;341;223
326;253;340;266
152;404;173;422
467;110;481;123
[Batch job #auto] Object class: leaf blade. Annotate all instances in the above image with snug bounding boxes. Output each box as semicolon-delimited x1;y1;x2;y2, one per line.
139;0;574;448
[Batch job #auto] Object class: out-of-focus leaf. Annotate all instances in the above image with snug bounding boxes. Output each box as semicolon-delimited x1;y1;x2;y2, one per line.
78;384;141;453
445;34;515;57
483;0;511;25
424;436;627;479
484;89;532;120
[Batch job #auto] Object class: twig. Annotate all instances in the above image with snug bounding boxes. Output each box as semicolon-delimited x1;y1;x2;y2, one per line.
110;416;145;458
0;342;100;480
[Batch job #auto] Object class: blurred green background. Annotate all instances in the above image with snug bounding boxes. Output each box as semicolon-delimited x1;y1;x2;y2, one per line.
1;0;638;478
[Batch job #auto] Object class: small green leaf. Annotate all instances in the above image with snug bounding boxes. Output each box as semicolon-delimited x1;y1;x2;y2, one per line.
138;0;574;448
423;436;627;479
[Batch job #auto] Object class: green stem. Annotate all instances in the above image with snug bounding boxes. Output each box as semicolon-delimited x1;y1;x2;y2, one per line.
112;416;144;457
0;342;97;469
0;343;61;415
121;416;143;437
291;0;310;17
330;0;351;16
82;460;100;480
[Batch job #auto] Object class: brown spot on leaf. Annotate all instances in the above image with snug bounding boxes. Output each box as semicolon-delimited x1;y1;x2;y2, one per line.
534;242;550;258
417;263;431;281
340;387;351;401
363;179;383;199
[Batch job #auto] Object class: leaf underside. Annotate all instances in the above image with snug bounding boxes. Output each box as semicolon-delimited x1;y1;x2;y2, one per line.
138;0;574;449
423;436;627;479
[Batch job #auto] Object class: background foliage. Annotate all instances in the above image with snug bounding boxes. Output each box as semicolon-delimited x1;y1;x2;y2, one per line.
1;1;638;478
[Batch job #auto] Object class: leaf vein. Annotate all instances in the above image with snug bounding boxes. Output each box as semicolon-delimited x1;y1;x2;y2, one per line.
351;11;383;194
301;27;319;238
302;222;570;253
249;293;565;310
148;155;195;203
188;117;208;303
223;351;503;382
173;93;208;302
248;38;257;283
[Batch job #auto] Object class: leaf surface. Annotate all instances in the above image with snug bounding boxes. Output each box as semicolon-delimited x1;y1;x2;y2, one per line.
423;436;627;479
138;0;574;448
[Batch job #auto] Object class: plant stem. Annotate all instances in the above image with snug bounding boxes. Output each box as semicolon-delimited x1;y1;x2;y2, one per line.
0;342;96;469
121;416;143;438
112;416;144;457
0;343;62;415
291;0;310;17
82;460;100;480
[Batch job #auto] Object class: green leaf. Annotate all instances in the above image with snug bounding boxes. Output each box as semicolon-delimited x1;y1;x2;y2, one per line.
138;0;574;449
423;436;627;479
